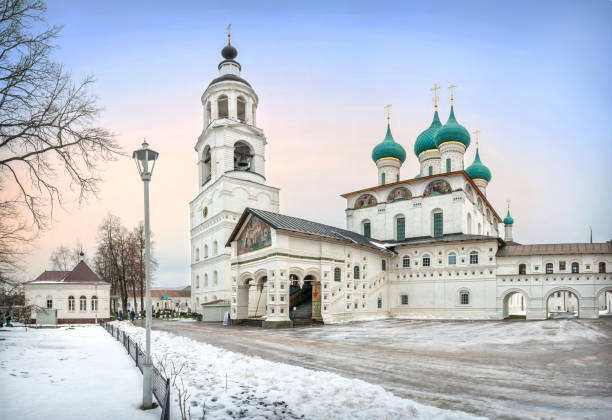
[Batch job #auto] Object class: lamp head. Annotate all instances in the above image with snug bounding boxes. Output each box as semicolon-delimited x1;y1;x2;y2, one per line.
133;139;159;181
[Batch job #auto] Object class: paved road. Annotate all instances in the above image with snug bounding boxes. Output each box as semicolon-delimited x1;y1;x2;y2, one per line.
140;318;612;419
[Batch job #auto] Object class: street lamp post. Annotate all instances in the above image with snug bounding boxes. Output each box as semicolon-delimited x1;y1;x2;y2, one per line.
133;140;159;409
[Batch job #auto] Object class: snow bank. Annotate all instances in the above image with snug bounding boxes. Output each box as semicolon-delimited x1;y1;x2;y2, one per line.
0;326;159;420
115;321;482;420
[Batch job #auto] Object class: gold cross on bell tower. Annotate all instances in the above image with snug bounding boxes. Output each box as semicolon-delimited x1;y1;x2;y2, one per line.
507;199;511;211
473;129;480;148
430;83;440;110
384;104;392;123
448;84;456;105
227;24;232;44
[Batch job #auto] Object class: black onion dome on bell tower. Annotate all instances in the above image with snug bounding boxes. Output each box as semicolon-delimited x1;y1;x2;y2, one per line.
221;43;238;60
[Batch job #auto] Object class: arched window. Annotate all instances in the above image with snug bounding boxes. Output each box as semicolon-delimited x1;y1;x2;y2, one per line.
196;275;200;288
382;259;386;271
477;198;483;213
202;146;211;185
234;141;253;172
46;296;53;309
354;266;360;280
237;95;246;122
395;214;405;240
422;254;431;267
401;294;409;305
204;274;208;287
571;262;579;273
354;194;377;209
213;241;218;256
217;94;228;119
519;264;526;275
91;296;98;312
432;210;443;237
362;220;371;238
213;271;218;286
460;290;470;305
546;263;553;274
402;255;410;268
79;296;87;311
195;247;200;261
334;267;341;282
423;180;452;197
600;262;606;273
469;251;478;265
467;213;472;234
206;101;212;125
448;252;457;265
477;223;482;235
68;296;75;311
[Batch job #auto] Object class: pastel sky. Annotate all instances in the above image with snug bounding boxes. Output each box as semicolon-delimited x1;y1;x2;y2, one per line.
18;0;612;287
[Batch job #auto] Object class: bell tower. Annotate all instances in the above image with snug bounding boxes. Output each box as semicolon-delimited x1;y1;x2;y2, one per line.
189;28;280;313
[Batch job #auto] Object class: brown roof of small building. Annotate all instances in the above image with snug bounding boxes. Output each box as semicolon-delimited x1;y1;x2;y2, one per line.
497;242;612;257
151;290;191;298
30;261;106;284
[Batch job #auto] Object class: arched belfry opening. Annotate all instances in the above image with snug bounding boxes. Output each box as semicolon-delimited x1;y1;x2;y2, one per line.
234;141;253;172
202;145;211;184
237;95;246;123
217;94;228;119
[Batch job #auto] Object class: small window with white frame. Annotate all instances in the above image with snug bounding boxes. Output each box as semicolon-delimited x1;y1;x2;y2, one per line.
460;290;470;305
469;251;478;265
402;255;410;268
401;294;408;305
46;297;53;309
422;254;431;267
448;252;457;265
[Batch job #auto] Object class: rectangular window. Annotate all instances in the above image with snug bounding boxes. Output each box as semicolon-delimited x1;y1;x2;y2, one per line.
397;217;405;240
381;172;385;185
334;268;341;282
428;166;433;176
377;298;382;309
461;292;469;305
396;175;399;182
401;295;408;305
46;299;52;309
446;158;451;172
382;260;386;271
448;254;456;265
363;222;371;238
559;261;566;271
433;212;443;237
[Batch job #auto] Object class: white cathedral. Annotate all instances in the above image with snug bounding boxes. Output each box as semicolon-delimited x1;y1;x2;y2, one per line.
190;36;612;327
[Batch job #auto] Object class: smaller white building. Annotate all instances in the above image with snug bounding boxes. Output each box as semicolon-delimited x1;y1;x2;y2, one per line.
25;260;111;324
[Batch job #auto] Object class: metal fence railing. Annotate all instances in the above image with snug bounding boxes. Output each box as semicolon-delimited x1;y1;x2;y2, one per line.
100;320;170;420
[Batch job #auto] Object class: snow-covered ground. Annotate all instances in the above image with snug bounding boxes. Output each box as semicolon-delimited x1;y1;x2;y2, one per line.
146;317;612;420
117;321;481;420
0;326;159;420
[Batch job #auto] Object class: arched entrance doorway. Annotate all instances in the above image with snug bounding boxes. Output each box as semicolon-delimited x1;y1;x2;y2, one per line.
502;290;527;319
546;289;579;319
289;273;321;323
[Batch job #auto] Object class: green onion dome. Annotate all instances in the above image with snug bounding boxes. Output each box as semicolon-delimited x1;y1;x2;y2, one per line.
372;124;406;163
465;148;492;182
434;106;470;149
503;210;514;226
414;111;442;157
